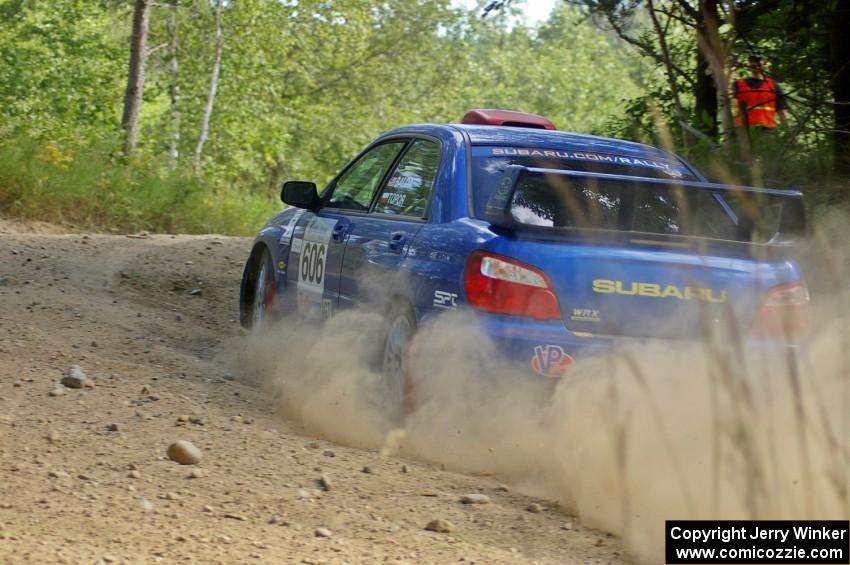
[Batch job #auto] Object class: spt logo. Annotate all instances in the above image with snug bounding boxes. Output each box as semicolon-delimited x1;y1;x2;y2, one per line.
530;345;573;378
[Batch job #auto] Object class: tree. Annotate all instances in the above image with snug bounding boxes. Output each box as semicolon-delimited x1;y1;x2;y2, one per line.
0;0;125;141
192;0;223;172
121;0;153;156
831;0;850;174
166;1;181;168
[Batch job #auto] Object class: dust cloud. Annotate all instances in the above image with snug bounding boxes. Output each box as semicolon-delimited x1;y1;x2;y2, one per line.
243;211;850;564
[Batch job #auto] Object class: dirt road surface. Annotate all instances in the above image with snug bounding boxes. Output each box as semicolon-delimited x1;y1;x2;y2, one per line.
0;227;628;564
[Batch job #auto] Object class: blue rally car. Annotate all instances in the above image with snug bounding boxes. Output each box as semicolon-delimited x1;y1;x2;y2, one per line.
240;109;808;406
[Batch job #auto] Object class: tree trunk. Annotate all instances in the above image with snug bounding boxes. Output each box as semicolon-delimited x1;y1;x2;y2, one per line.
121;0;152;156
831;0;850;175
167;4;180;169
193;0;224;173
696;0;742;159
694;0;718;139
267;159;286;194
647;0;690;149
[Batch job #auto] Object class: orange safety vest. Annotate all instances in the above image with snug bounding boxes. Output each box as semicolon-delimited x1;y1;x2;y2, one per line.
735;77;779;128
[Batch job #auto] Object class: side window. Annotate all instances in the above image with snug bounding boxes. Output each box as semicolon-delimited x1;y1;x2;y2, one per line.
327;142;405;211
373;139;440;218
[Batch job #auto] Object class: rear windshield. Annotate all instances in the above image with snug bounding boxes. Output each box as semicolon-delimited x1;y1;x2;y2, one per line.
471;145;698;219
507;173;739;240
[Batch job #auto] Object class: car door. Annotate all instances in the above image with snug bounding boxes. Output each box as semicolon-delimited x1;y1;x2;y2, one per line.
339;138;442;311
285;141;406;321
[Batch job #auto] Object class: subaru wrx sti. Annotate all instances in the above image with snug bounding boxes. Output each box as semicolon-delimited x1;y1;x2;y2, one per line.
240;109;808;409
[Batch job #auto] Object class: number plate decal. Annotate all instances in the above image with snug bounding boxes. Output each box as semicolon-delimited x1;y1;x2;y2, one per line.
298;240;327;291
295;217;336;315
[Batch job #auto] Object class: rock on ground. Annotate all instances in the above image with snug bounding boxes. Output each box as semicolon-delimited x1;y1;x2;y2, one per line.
167;440;202;465
460;494;491;505
425;519;455;533
60;365;87;388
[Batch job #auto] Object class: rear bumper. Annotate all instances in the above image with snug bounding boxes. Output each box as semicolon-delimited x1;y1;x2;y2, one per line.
421;310;802;380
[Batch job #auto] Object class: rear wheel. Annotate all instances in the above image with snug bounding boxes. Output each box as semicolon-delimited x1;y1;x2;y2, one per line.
381;305;416;419
250;249;275;332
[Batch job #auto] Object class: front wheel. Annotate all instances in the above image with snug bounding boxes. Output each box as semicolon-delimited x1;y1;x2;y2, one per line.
249;249;275;332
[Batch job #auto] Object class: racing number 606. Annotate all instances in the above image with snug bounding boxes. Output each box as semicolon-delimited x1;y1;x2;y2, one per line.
300;241;326;285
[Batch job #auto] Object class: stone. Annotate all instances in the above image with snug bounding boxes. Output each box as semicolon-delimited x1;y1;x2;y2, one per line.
189;289;202;296
561;521;574;530
61;366;87;389
526;503;543;513
48;470;69;479
176;415;189;423
106;423;119;432
167;440;202;465
460;494;491;505
128;470;141;479
189;417;206;426
189;468;206;479
424;519;454;533
322;450;335;457
314;527;332;538
318;474;333;491
49;387;65;397
224;513;246;521
401;464;409;474
137;498;154;512
175;314;183;322
222;373;234;381
164;492;181;501
361;466;373;474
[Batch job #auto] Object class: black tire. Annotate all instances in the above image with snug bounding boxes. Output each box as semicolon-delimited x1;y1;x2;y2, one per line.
247;248;275;332
380;303;416;419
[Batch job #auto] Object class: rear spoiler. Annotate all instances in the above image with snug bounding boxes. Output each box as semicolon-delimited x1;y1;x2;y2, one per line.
485;166;807;247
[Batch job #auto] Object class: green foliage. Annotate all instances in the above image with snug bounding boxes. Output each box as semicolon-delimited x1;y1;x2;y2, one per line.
456;4;646;134
0;0;127;141
0;134;275;234
584;0;849;196
0;0;647;233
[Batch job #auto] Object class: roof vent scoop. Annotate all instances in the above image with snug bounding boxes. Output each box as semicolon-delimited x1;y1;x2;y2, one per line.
461;109;557;130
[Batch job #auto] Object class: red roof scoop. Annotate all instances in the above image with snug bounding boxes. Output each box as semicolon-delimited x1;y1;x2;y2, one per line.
461;109;557;130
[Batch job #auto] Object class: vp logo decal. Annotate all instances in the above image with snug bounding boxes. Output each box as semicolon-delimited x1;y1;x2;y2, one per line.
530;345;573;378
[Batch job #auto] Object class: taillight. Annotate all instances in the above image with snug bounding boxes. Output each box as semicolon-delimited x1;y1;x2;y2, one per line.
750;281;810;338
463;251;561;320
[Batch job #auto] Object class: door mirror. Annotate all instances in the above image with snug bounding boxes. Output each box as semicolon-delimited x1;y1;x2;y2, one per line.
281;181;320;211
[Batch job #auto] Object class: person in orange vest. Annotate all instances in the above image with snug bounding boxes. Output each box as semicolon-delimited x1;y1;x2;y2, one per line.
733;53;790;131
